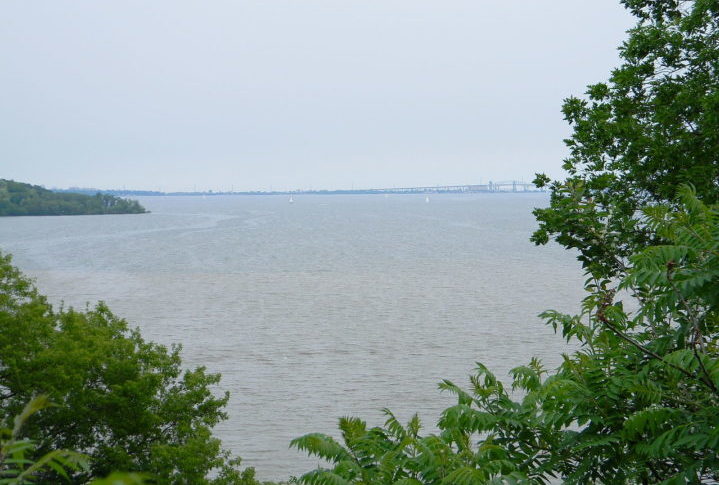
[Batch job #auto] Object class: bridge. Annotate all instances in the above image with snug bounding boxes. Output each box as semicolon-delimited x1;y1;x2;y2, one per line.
368;181;538;194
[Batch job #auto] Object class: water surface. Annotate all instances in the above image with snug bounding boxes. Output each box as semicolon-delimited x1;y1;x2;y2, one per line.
0;193;584;480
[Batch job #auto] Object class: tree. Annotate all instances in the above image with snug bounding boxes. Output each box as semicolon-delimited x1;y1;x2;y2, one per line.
0;396;89;484
0;180;146;216
533;187;719;483
531;0;719;278
0;252;258;484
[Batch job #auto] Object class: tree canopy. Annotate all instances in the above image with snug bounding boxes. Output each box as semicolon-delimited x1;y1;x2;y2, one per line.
0;180;146;216
532;0;719;279
0;252;258;484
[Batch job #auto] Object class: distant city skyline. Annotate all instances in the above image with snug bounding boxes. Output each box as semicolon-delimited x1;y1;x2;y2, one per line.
2;1;634;192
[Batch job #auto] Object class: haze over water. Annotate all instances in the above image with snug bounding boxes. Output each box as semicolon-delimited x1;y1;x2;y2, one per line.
0;193;584;479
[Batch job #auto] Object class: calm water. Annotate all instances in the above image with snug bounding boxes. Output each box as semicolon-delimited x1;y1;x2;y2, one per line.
0;193;584;480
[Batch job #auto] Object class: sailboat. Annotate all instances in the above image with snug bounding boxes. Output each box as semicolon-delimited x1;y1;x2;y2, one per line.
425;195;430;203
289;195;294;204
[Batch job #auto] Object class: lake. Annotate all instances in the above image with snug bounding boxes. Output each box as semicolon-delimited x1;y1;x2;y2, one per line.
0;193;584;480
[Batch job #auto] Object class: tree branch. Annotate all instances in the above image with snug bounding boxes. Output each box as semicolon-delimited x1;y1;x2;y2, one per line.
595;293;719;395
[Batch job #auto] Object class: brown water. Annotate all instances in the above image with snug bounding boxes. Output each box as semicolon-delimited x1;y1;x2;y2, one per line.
0;193;584;480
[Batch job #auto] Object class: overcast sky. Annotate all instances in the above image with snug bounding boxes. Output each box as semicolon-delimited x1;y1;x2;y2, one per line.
1;1;634;192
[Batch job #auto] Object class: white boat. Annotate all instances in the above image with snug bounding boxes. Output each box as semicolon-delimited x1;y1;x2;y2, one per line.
289;195;294;204
425;196;430;203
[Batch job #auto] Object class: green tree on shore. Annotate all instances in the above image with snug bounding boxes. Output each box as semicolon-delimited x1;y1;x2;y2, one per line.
532;0;719;278
0;180;146;216
0;252;258;484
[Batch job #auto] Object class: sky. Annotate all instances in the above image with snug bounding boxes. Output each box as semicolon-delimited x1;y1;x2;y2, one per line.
1;1;634;192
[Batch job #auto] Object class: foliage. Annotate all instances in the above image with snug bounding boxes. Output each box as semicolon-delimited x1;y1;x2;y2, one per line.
89;473;149;485
0;396;153;485
0;180;146;216
0;252;259;484
291;399;533;484
531;0;719;278
0;395;89;484
535;186;719;483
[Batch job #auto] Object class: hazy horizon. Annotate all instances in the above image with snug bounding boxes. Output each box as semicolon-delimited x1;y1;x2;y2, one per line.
38;178;541;193
2;1;634;192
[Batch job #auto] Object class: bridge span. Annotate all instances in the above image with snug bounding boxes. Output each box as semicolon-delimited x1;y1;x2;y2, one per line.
369;181;538;194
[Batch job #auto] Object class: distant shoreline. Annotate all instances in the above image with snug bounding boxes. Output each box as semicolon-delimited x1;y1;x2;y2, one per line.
0;179;147;217
55;182;543;198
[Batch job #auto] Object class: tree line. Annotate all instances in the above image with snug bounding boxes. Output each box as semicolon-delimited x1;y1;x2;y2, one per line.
0;180;146;216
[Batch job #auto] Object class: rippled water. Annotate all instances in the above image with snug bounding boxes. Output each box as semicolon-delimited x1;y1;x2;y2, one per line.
0;193;584;480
